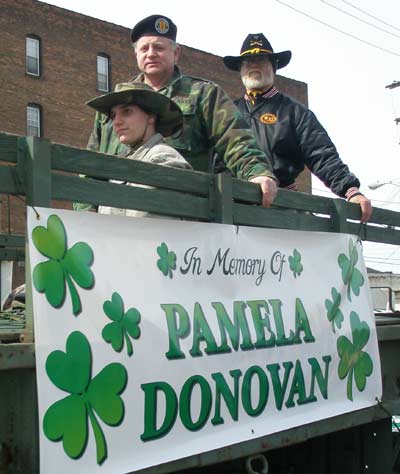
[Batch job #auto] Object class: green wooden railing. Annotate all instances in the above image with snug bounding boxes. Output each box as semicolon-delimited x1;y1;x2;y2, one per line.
0;132;398;238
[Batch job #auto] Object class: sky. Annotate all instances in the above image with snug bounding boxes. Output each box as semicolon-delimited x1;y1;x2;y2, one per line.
44;0;400;272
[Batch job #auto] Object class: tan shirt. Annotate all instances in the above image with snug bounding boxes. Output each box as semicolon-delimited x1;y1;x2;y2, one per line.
98;133;191;218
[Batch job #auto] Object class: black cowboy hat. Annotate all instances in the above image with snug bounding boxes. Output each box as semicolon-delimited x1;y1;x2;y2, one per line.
86;82;182;137
223;33;291;72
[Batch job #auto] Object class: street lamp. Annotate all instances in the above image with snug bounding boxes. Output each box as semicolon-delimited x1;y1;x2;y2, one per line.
368;180;400;190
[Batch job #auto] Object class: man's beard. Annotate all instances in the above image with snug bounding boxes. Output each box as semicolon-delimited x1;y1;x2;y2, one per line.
241;70;273;91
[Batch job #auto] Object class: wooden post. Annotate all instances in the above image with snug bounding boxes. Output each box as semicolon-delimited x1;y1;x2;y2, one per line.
17;137;52;343
213;172;234;224
330;198;348;234
20;136;52;207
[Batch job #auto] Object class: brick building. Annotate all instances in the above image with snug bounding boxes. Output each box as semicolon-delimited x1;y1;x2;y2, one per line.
0;0;310;236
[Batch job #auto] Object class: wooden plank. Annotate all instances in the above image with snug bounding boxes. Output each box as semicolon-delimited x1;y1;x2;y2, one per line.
347;222;400;246
51;144;211;196
274;189;333;214
51;174;212;220
0;249;25;260
233;204;333;231
0;132;18;163
0;234;25;247
368;206;400;227
0;166;20;195
0;344;35;370
0;369;39;473
231;179;333;213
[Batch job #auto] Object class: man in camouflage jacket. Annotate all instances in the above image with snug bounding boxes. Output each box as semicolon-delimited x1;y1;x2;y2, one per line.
87;14;278;207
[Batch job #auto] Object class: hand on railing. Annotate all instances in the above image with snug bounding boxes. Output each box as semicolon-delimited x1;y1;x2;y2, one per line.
348;194;372;223
249;176;278;208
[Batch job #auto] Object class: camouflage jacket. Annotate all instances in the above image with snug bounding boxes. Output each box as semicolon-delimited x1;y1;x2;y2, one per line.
87;67;275;181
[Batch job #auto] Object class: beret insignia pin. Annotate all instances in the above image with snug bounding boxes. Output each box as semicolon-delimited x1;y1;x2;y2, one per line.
155;18;170;35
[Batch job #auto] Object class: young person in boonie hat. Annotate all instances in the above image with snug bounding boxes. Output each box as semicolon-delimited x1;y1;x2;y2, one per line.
84;82;191;218
87;82;187;161
222;33;372;223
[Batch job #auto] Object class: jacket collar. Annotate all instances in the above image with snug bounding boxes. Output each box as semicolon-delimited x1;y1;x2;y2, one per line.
244;86;279;103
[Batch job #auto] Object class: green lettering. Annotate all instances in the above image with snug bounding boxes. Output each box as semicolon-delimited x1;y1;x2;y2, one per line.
190;302;221;357
308;356;331;401
211;369;242;425
179;375;212;431
285;360;308;408
213;301;254;352
140;381;178;441
292;299;315;344
247;300;276;348
267;362;293;410
162;303;190;359
269;299;294;346
242;365;269;417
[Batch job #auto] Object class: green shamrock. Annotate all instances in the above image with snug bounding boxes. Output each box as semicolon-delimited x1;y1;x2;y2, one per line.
338;239;364;301
43;331;127;464
102;292;141;356
337;311;373;401
157;242;176;278
324;287;344;333
32;214;94;315
288;249;303;278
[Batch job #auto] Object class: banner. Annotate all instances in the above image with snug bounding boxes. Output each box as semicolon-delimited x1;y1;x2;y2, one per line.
27;208;381;474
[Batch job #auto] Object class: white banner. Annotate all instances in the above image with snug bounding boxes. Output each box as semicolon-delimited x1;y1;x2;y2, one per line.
27;207;382;474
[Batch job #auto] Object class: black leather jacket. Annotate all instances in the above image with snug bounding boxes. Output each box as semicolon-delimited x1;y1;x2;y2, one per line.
235;89;360;197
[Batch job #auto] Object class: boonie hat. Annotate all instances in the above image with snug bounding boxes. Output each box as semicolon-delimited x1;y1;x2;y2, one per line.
86;82;182;137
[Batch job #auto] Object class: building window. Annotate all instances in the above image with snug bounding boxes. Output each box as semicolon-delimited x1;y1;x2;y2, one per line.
27;104;42;137
26;35;40;76
97;54;110;92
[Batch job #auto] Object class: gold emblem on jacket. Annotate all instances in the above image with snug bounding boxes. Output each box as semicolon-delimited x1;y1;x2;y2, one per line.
259;113;277;124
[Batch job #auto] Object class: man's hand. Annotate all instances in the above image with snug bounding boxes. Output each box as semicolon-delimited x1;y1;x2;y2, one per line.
249;176;278;208
349;194;372;223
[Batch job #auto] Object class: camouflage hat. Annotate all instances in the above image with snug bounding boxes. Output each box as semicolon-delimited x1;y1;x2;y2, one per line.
131;15;177;43
86;82;182;137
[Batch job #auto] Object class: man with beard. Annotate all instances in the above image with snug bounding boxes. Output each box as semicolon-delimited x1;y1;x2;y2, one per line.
223;33;372;222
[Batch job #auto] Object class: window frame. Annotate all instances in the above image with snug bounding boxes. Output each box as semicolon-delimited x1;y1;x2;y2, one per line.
26;103;42;137
26;35;41;77
97;53;111;92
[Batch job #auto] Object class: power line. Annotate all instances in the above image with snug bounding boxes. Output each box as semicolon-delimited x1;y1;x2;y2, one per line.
364;259;400;267
342;0;400;33
272;0;400;57
320;0;400;39
365;247;400;265
366;255;400;262
312;187;400;205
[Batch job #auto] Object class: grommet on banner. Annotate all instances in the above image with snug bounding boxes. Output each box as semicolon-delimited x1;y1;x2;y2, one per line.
29;206;41;220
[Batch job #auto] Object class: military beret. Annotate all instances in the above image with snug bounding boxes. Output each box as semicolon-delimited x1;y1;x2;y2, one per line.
131;15;177;43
